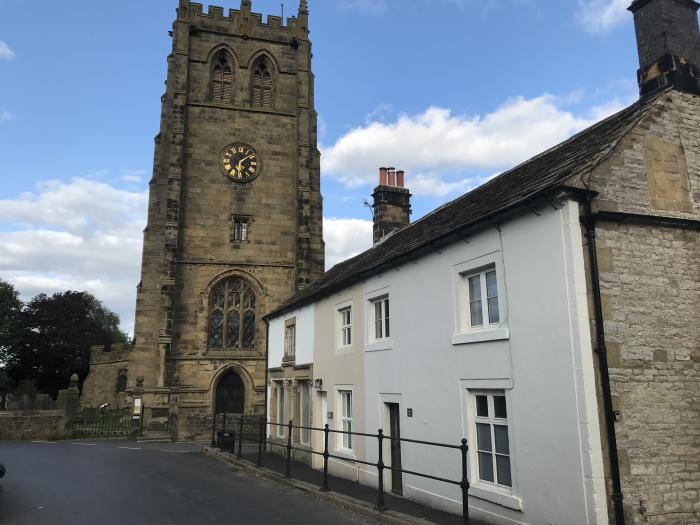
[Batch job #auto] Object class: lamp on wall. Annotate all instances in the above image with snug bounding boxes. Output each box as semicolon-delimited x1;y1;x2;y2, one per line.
313;378;323;389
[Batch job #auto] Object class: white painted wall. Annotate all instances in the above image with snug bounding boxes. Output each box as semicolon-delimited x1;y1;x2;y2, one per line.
267;303;315;421
358;200;606;524
311;288;367;480
268;303;315;368
267;200;607;525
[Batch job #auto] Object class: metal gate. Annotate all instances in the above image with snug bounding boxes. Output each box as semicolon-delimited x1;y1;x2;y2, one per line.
72;407;132;439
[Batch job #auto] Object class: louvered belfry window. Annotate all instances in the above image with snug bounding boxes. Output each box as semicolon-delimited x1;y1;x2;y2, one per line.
209;278;256;350
252;60;272;107
211;55;233;103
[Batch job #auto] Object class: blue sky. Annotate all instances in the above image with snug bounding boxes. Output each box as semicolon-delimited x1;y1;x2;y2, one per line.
0;0;660;332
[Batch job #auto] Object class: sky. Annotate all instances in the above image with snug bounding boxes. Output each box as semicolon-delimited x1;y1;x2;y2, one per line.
0;0;662;333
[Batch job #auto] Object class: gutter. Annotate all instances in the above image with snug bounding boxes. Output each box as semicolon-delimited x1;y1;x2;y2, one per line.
582;194;625;525
592;210;700;230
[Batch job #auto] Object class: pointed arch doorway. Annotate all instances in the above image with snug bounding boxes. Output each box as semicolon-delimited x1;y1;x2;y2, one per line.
215;370;245;414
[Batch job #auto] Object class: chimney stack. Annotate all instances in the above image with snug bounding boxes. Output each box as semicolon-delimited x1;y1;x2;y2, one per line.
629;0;700;96
372;167;412;244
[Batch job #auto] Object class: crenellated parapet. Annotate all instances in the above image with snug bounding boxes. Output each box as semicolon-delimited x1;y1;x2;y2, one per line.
89;343;132;365
182;1;308;41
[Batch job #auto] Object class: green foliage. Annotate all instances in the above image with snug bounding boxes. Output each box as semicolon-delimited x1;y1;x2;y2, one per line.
0;279;129;398
0;279;24;365
13;379;38;399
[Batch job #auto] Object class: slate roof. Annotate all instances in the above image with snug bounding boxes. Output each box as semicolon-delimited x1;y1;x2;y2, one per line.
268;90;666;320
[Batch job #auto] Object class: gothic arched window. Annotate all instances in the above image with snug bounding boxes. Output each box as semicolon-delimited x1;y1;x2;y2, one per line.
209;278;256;350
251;58;272;108
211;54;233;103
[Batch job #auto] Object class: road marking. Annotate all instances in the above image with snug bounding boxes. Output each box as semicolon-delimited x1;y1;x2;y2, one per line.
118;446;142;450
31;441;56;444
71;442;96;446
159;450;191;453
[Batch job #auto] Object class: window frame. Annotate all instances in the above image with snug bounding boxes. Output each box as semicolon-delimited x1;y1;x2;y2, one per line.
210;52;234;104
465;267;500;328
369;295;390;343
452;254;509;346
276;382;285;438
338;305;353;349
336;388;354;453
251;57;273;108
231;215;251;243
299;382;311;446
284;320;296;361
208;277;257;351
473;391;512;489
463;385;522;511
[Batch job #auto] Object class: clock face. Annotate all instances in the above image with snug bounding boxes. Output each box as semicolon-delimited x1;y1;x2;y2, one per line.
220;143;261;183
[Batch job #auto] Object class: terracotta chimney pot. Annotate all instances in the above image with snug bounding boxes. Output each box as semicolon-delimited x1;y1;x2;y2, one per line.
379;167;388;186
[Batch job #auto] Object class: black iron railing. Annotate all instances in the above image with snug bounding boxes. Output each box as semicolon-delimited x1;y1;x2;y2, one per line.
72;407;132;439
211;415;470;524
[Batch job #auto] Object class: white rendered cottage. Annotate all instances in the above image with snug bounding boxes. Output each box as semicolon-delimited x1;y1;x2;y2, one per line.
266;2;700;523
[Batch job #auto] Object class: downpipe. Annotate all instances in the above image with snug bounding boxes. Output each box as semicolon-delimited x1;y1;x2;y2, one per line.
583;195;625;525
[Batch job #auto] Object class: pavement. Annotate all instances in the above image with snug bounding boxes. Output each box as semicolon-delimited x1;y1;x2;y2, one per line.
0;439;378;525
205;445;481;525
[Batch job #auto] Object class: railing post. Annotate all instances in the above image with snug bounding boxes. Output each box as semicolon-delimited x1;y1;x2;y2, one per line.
237;416;244;458
377;429;386;511
285;420;293;477
460;438;470;525
257;417;264;466
321;424;330;492
211;413;217;448
140;405;145;437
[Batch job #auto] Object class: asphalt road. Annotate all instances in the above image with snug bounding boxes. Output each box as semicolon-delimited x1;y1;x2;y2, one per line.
0;440;367;525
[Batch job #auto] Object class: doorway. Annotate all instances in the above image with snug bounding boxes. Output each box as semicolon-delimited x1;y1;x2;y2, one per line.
215;370;245;414
386;403;403;495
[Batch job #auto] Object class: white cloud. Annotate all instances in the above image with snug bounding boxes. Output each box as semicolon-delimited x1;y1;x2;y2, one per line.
0;110;11;124
409;172;487;198
338;0;387;14
0;178;374;330
323;218;373;269
0;40;14;60
322;94;625;192
0;177;147;334
576;0;630;34
121;169;147;184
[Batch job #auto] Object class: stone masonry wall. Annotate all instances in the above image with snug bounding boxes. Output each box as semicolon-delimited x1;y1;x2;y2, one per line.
597;223;699;524
83;1;325;431
0;410;69;441
570;90;700;524
0;411;69;441
80;344;131;409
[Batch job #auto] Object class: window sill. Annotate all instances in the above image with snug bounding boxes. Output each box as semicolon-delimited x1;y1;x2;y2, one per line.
469;484;523;511
452;327;509;346
334;345;354;355
365;340;394;352
332;449;357;461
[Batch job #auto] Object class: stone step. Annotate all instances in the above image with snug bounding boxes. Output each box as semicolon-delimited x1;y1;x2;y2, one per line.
137;432;172;443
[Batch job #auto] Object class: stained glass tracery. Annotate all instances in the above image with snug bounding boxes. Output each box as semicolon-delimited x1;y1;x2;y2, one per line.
209;278;256;350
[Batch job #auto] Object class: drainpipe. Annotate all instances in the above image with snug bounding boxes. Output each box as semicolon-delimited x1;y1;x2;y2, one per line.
583;194;625;525
264;319;270;426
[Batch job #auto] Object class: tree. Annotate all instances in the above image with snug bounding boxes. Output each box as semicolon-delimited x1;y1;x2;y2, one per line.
0;279;24;366
5;290;129;398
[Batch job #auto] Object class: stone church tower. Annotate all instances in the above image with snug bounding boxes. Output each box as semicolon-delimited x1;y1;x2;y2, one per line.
82;0;324;439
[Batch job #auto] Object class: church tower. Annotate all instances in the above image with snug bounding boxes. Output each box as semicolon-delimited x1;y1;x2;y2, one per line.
94;0;324;438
